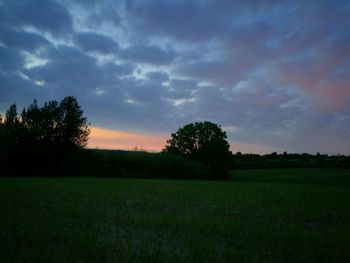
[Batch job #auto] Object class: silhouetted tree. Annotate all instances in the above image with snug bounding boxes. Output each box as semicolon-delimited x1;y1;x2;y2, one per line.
163;121;232;179
0;104;25;172
0;97;90;175
0;104;22;149
3;104;21;133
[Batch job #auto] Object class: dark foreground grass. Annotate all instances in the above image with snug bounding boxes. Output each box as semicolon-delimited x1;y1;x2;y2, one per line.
0;168;349;262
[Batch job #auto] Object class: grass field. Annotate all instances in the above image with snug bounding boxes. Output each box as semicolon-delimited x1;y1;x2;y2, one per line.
1;168;349;262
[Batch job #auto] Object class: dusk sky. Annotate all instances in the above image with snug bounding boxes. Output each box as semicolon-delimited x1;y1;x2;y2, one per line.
0;0;349;154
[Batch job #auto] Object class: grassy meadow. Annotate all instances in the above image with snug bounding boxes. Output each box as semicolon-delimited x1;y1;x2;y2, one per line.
0;168;349;262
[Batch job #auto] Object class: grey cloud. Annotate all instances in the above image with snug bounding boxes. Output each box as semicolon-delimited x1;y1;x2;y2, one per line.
74;32;119;54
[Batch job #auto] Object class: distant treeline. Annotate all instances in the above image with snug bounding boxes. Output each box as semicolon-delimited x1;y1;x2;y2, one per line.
84;150;350;179
232;152;350;169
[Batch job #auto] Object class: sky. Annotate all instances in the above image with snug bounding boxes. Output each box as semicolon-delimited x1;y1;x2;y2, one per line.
0;0;349;154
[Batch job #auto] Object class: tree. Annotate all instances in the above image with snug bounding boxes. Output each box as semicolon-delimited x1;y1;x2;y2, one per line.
58;96;90;149
163;121;232;179
3;104;21;130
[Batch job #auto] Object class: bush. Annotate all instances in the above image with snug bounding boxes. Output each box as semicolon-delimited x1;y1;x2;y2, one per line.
83;150;210;179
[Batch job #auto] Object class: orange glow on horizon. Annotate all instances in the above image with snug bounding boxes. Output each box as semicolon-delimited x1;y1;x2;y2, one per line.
89;127;167;152
89;126;275;154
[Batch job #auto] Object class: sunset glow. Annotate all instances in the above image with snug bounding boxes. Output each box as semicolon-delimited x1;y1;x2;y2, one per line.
89;126;277;154
89;127;167;152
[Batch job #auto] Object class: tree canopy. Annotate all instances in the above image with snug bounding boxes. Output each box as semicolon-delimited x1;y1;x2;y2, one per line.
163;121;232;179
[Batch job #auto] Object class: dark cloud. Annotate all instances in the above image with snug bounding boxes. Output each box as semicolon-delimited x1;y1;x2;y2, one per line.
119;44;176;65
25;45;134;96
26;46;96;86
145;71;169;83
165;78;196;99
125;0;226;42
0;26;51;52
74;32;119;54
68;0;97;6
124;77;167;103
124;0;287;44
15;44;177;132
0;46;25;72
0;0;73;36
175;60;247;88
0;71;44;105
107;62;135;77
67;0;122;26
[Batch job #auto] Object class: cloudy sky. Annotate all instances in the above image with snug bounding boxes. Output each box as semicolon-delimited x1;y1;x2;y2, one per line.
0;0;349;154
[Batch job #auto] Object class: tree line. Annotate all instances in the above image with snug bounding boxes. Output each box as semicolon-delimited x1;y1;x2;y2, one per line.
232;152;350;169
1;97;348;178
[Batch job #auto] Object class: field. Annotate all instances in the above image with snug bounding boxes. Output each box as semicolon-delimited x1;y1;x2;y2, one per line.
1;168;350;262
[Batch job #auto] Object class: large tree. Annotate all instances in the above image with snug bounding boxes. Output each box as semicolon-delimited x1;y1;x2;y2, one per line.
163;121;232;179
